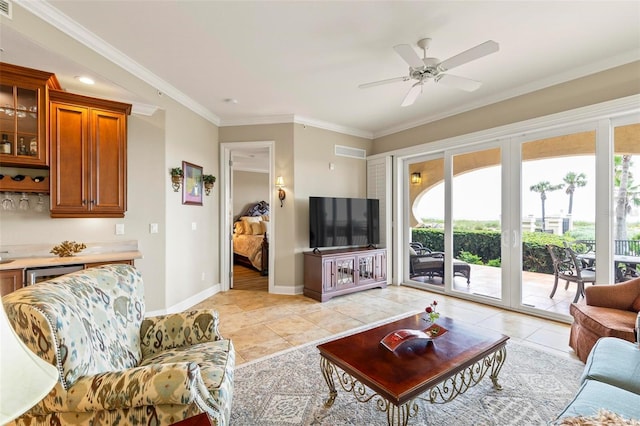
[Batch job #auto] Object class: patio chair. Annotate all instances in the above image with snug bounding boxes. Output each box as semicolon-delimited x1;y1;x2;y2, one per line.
409;244;471;285
546;244;596;303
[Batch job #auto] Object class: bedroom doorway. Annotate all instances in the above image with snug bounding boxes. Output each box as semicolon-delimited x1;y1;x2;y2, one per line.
220;141;275;293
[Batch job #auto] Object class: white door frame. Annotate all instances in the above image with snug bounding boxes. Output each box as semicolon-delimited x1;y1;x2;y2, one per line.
220;141;275;292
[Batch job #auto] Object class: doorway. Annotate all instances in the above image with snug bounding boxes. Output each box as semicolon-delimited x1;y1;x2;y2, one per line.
220;141;275;292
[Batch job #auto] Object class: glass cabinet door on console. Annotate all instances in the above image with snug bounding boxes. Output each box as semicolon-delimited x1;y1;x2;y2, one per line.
0;63;60;167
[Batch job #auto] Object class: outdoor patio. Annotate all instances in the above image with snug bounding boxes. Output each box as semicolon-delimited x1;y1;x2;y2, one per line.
410;264;578;316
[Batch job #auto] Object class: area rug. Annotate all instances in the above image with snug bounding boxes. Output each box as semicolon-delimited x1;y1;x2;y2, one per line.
231;338;584;425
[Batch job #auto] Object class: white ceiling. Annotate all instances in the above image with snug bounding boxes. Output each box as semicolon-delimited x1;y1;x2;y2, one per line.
2;1;640;139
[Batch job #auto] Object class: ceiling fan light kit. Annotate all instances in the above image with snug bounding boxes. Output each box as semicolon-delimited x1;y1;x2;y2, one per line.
360;38;499;107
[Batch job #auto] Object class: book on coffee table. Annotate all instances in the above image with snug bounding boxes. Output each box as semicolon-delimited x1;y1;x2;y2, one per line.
380;324;447;352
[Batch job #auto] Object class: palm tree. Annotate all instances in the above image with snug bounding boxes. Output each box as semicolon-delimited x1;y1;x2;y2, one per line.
530;181;564;231
614;155;640;241
563;172;587;216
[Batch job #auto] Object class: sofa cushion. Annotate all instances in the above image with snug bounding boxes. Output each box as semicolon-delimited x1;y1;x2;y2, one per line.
570;303;637;342
554;379;640;421
581;337;640;395
140;339;235;421
633;294;640;312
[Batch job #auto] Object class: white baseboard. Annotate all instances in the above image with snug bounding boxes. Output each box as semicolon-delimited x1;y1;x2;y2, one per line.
270;284;304;295
145;283;222;317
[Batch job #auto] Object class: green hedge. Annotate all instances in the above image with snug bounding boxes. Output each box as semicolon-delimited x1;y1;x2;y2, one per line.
411;228;567;274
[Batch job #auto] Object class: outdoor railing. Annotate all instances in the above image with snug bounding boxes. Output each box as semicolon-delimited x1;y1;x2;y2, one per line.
578;239;640;256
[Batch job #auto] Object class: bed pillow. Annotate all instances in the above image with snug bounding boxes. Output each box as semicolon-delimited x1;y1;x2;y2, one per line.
249;222;263;235
241;216;262;223
235;221;246;234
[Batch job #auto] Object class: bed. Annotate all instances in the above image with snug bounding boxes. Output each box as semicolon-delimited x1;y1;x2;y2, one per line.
233;201;269;275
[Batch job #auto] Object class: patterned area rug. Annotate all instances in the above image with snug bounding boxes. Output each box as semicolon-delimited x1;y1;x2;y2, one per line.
231;335;584;425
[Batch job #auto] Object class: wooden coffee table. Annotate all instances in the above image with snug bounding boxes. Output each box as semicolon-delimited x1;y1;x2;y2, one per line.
317;314;509;425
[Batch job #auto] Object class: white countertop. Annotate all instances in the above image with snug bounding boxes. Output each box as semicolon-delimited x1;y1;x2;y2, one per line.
0;240;142;271
0;251;143;270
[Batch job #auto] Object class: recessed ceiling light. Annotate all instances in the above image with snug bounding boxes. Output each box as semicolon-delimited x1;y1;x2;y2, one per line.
75;76;95;85
224;98;238;104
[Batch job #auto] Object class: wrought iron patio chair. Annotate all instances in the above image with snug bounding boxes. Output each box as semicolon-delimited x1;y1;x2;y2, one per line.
409;243;471;285
546;244;595;303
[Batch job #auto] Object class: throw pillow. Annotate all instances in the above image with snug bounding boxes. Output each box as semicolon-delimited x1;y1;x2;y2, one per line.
409;247;417;256
235;221;246;234
557;409;640;425
250;223;263;235
241;216;262;223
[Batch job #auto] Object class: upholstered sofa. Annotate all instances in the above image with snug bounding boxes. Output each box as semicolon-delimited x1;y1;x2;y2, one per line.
2;264;235;425
568;276;640;362
553;336;640;423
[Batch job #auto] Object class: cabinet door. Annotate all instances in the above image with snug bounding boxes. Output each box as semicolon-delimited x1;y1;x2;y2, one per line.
357;253;376;284
50;101;90;215
374;251;387;281
0;63;59;168
0;269;24;296
90;109;127;215
322;258;336;292
334;256;356;290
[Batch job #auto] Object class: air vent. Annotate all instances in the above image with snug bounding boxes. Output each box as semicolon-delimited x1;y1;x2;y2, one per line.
0;0;12;19
335;145;366;160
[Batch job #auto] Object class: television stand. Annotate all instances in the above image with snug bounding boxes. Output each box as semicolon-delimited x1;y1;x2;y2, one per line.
303;247;387;302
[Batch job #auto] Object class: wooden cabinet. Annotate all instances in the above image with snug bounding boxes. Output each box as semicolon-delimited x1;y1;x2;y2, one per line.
0;269;24;296
304;247;387;302
49;90;131;218
0;63;60;168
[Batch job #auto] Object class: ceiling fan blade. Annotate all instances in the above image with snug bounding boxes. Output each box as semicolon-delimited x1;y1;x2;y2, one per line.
436;74;482;92
358;76;409;89
438;40;499;72
401;81;424;107
393;44;425;69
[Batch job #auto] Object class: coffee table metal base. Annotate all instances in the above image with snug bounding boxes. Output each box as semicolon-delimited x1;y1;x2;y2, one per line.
320;346;507;426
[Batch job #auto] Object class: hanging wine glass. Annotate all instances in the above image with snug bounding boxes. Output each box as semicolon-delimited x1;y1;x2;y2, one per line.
2;193;15;210
35;193;45;212
18;192;30;210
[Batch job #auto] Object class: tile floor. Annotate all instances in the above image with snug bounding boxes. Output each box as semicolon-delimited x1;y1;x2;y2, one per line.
192;283;577;366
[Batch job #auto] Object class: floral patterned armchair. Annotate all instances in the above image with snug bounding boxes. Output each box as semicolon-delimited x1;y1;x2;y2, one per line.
2;264;235;425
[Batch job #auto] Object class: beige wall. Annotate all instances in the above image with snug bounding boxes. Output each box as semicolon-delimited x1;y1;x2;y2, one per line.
0;5;220;312
220;123;372;289
4;3;639;309
373;61;640;153
233;171;269;218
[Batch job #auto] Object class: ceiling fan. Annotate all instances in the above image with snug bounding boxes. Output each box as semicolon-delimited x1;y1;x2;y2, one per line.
359;38;499;107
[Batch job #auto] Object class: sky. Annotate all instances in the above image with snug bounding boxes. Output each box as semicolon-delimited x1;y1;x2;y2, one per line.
414;156;639;223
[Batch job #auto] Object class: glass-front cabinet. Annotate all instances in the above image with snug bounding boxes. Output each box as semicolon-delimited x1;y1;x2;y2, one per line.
0;63;60;168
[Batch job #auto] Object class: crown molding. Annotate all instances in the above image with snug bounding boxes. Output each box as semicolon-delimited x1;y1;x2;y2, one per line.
16;0;221;126
220;114;373;139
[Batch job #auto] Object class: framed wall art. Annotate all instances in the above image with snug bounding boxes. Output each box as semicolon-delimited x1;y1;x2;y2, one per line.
182;161;203;206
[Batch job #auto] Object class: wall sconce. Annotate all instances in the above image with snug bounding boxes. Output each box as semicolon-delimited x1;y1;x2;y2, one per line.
411;172;422;185
276;176;286;207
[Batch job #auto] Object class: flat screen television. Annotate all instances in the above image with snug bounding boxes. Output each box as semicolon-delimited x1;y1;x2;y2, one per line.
309;196;380;249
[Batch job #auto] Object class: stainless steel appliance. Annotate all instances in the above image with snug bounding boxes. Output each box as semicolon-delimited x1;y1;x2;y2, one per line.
25;264;84;285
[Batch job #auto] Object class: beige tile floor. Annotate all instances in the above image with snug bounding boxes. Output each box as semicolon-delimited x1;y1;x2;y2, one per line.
192;284;577;366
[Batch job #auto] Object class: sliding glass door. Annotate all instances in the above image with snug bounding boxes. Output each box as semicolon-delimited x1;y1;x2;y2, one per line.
406;144;509;306
519;129;596;315
402;112;640;320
